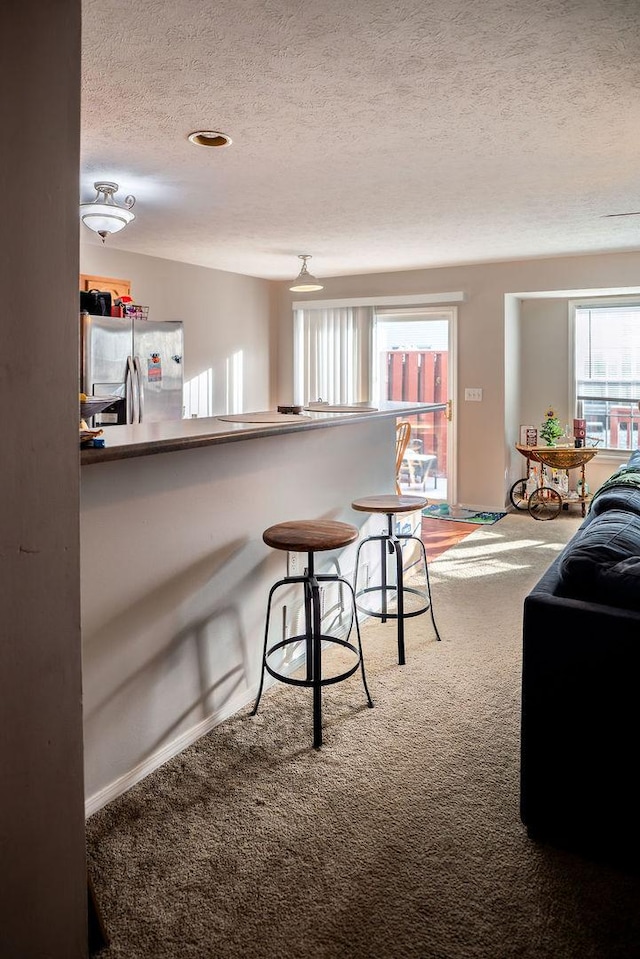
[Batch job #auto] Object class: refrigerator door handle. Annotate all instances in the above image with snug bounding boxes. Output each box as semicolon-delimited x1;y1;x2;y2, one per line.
125;356;135;424
134;355;145;422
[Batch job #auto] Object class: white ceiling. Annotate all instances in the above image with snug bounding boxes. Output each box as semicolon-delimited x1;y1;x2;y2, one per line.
81;0;640;282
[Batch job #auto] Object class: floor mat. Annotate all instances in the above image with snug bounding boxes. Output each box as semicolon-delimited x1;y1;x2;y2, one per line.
422;504;507;525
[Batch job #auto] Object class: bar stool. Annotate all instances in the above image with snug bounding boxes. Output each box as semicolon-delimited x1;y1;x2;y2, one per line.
252;519;374;748
351;494;441;665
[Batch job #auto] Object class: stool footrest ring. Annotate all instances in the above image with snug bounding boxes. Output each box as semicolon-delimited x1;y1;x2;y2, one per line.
265;634;362;688
355;585;430;620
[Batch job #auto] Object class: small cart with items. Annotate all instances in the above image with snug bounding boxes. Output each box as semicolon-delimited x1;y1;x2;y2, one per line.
511;444;599;520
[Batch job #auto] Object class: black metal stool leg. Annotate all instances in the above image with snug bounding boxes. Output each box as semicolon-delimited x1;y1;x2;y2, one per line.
299;552;323;748
421;538;442;642
379;535;388;622
391;534;406;665
339;576;374;708
303;567;314;683
251;579;282;715
309;564;323;748
398;533;442;643
353;538;366;599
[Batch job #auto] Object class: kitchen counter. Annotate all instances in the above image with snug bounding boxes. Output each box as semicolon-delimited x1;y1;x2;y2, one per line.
81;400;444;464
81;400;442;813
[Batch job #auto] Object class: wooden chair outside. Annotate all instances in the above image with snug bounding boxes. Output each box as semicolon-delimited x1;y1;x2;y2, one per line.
395;421;412;494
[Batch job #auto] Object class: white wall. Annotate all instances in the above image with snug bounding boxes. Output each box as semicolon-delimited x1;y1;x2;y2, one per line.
503;294;521;494
80;244;276;414
276;252;640;509
0;1;88;955
519;298;570;433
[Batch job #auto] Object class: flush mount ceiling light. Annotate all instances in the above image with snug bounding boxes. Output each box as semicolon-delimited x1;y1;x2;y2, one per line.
188;130;233;147
80;181;136;243
289;254;324;292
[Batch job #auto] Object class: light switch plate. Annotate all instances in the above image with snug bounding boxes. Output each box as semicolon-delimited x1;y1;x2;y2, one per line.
465;388;483;401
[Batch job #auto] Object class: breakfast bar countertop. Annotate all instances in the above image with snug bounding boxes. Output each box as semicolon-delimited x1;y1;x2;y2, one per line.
81;401;444;465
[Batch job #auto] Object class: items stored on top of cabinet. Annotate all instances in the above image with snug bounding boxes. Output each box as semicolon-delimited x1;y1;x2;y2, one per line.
79;274;148;320
80;289;112;315
80;274;128;315
113;300;149;320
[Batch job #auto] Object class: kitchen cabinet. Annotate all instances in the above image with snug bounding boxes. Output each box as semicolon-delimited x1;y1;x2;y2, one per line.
80;273;131;300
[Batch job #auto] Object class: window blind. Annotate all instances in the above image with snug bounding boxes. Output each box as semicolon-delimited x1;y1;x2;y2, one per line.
294;306;373;405
576;305;640;401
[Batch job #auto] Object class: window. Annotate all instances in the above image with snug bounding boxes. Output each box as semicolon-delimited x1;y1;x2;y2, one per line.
572;300;640;450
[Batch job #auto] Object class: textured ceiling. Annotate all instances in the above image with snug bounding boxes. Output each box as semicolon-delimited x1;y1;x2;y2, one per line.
81;0;640;280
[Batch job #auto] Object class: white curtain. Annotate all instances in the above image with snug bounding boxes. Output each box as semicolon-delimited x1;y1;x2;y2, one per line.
293;306;373;405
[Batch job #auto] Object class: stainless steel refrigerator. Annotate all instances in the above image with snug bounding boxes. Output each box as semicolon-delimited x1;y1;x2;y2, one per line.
81;312;184;426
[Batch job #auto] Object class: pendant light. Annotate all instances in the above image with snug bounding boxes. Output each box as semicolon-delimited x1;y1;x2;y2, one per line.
289;254;323;292
80;181;136;243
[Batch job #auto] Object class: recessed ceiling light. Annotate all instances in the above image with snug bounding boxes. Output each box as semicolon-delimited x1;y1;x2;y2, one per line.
188;130;232;148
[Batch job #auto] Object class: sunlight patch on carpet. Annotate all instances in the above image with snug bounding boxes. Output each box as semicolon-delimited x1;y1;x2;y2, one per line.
430;536;556;579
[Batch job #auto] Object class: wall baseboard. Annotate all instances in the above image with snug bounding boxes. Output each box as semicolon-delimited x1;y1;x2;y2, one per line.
84;685;257;818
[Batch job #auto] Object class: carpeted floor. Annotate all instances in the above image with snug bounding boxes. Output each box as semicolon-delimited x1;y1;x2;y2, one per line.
86;511;640;959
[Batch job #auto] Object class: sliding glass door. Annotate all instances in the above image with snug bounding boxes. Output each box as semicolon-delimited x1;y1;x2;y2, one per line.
374;308;456;504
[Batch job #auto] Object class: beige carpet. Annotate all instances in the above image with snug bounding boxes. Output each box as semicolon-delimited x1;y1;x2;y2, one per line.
87;511;640;959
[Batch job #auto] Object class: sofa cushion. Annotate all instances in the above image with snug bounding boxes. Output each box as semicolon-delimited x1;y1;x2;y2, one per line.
627;448;640;471
596;556;640;611
558;509;640;608
590;486;640;518
589;451;640;517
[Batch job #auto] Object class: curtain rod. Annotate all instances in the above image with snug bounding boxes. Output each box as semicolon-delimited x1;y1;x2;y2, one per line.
291;292;466;309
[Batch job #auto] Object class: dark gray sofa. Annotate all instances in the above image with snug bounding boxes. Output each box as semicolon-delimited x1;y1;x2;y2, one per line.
520;449;640;867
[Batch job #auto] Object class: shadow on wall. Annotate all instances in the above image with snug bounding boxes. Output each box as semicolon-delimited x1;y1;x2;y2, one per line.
83;538;276;786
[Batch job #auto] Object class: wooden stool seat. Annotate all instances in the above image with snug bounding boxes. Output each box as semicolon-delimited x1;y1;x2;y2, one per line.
351;494;428;514
263;519;358;553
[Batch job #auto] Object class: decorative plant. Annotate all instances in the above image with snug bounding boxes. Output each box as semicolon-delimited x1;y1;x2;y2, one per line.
540;407;563;446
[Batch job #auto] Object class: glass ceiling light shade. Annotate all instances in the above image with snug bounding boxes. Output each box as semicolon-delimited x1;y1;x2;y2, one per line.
289;254;323;292
80;181;136;243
